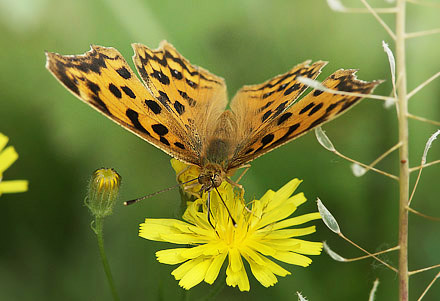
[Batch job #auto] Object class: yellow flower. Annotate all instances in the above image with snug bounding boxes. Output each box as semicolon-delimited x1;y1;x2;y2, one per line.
170;158;202;197
85;168;121;218
139;168;322;291
0;133;28;196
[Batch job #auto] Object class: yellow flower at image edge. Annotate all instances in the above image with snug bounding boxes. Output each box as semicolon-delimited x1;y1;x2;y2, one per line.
0;133;28;196
139;169;322;291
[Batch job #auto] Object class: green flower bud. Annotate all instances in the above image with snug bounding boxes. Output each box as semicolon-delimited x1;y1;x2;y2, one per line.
86;168;121;218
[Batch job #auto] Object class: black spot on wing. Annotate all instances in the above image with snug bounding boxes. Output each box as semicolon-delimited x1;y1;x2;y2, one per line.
274;123;300;145
283;83;301;96
262;110;272;122
277;83;288;92
263;91;274;99
174;101;185;115
308;103;323;116
259;101;273;112
244;148;254;155
158;91;171;109
160;136;170;146
152;124;169;136
326;103;338;113
52;61;79;94
150;70;170;85
109;83;122;98
174;142;185;149
126;109;150;135
186;78;197;88
261;134;274;146
171;69;183;80
178;90;196;107
86;80;100;95
299;102;314;114
145;99;161;114
277;112;293;125
90;94;109;114
313;89;324;96
121;86;136;99
116;67;131;79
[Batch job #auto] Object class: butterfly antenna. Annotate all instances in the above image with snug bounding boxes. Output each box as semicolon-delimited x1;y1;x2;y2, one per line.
124;178;199;206
206;191;215;229
214;185;237;227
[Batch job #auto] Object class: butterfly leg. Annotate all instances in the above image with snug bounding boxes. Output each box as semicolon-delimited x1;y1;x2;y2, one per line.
235;164;251;184
226;177;245;199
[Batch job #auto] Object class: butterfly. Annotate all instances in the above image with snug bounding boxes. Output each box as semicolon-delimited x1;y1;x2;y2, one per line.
46;41;381;194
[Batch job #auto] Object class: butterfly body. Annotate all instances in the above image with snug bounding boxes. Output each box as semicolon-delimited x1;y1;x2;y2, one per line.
46;41;381;193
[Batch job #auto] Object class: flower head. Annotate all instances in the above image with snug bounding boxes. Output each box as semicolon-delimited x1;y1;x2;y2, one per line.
85;168;121;217
0;133;28;196
140;163;322;291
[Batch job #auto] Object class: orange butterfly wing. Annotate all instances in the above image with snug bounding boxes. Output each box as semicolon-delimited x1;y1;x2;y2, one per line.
46;45;201;164
229;68;382;169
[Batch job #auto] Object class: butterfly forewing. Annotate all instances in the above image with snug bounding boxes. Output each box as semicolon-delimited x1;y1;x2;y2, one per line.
132;41;228;153
228;69;382;169
45;45;200;164
230;60;327;143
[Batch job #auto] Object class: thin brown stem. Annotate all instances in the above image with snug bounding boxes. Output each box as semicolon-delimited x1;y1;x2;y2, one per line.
406;28;440;39
367;142;402;171
407;71;440;100
416;271;440;301
344;246;400;262
333;150;399;180
406;206;440;222
360;0;397;40
409;159;440;172
407;114;440;126
338;233;398;273
409;264;440;276
396;0;410;299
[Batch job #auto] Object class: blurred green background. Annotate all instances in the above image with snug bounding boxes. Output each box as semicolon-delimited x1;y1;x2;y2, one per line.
1;0;439;300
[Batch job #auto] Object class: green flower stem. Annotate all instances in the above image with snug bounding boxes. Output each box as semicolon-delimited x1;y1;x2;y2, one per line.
94;217;120;301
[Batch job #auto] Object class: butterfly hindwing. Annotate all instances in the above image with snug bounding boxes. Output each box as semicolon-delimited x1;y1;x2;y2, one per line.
229;68;382;169
45;45;200;164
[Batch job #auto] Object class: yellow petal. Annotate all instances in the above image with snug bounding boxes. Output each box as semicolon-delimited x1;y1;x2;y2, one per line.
272;251;312;267
0;146;18;173
257;226;317;239
139;219;190;242
0;180;28;194
180;243;227;259
172;257;203;280
178;257;212;290
246;256;278;287
0;133;8;152
156;248;188;264
226;262;250;292
229;248;244;273
272;179;301;203
269;212;321;230
290;192;307;207
170;158;187;174
256;201;297;229
204;252;227;284
260;255;291;276
246;240;277;256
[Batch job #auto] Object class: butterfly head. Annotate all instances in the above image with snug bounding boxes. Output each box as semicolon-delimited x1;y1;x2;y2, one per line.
198;163;225;192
